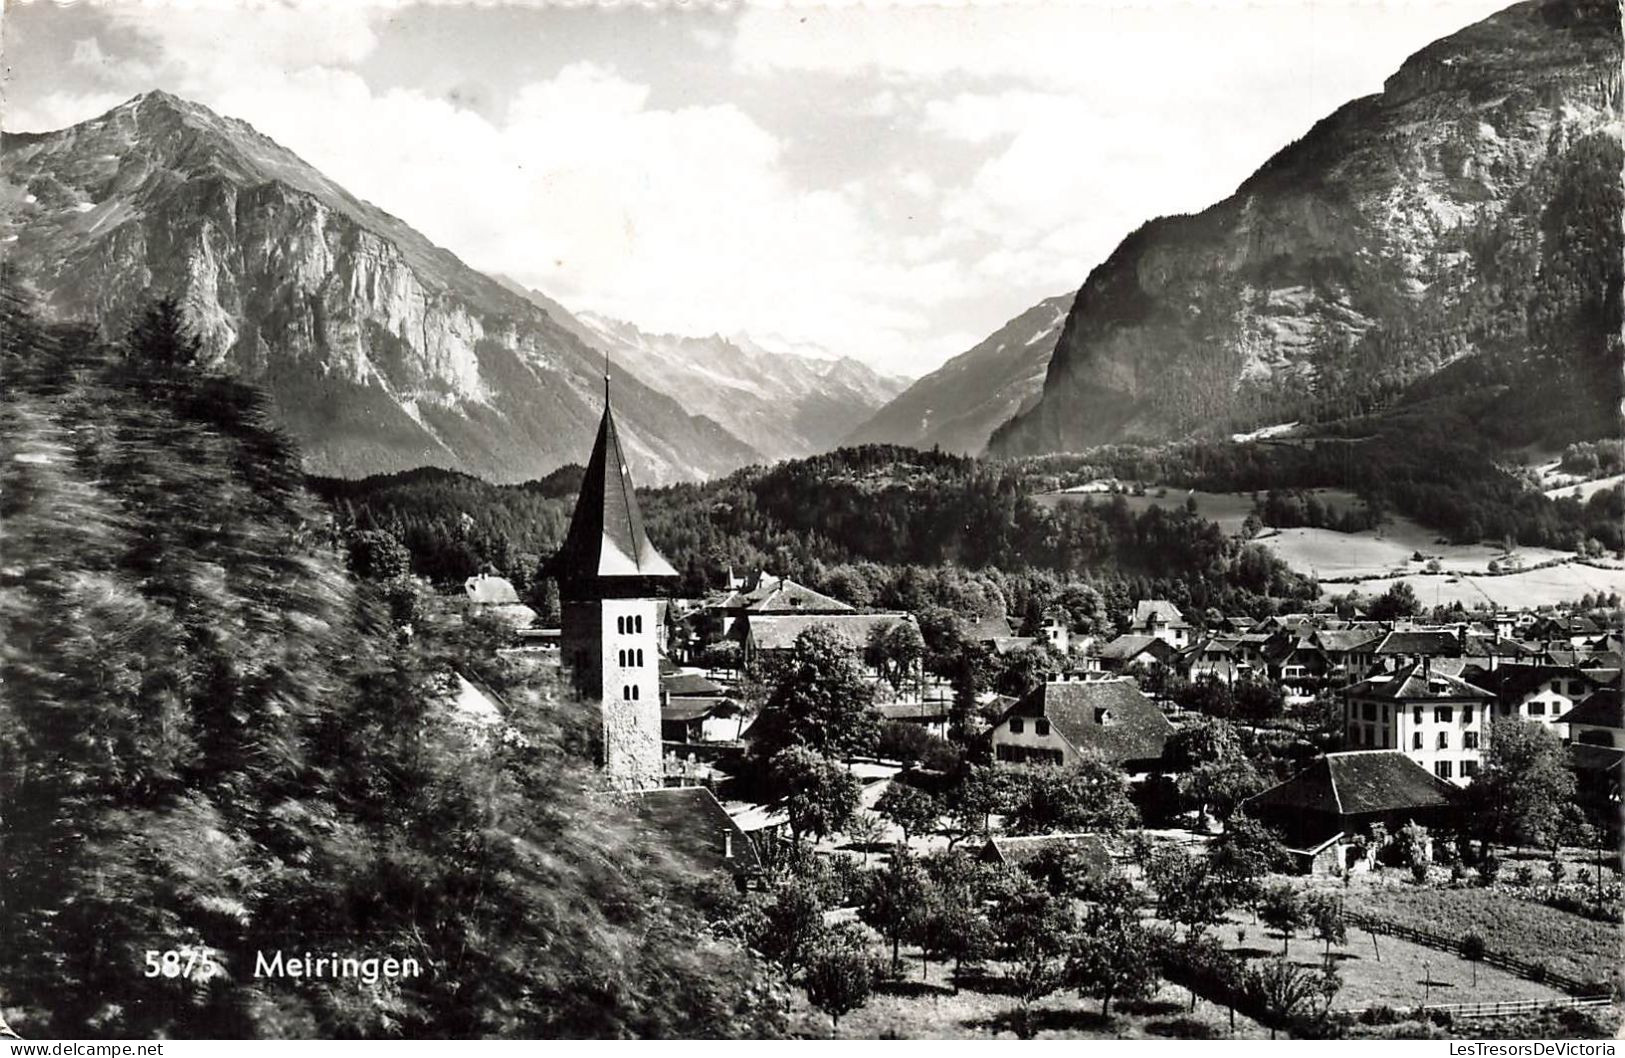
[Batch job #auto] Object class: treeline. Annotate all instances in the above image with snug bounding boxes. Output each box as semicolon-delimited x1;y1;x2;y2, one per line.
0;282;783;1038
316;444;1319;621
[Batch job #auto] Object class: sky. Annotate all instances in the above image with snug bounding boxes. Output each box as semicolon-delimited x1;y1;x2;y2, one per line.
3;0;1514;377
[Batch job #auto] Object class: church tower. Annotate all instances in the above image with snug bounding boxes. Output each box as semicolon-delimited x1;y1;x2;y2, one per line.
549;376;676;790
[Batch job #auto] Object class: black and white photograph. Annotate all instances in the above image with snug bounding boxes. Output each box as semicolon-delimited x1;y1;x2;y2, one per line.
1;0;1621;1043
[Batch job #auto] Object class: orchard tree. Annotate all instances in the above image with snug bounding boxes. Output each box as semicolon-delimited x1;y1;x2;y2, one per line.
875;781;942;845
804;923;881;1035
995;887;1076;1022
751;626;878;760
1066;916;1164;1019
1147;845;1231;937
860;847;930;972
1303;891;1347;965
1006;758;1140;835
1163;718;1265;820
1259;884;1306;956
865;620;925;695
772;747;862;842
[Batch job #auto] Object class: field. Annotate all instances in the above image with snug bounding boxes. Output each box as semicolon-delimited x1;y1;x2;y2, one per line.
1035;483;1622;606
1314;875;1622;987
1337;564;1625;609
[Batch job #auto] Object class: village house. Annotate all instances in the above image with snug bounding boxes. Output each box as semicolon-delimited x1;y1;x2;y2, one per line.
978;833;1114;880
1096;634;1178;676
1342;661;1495;785
1372;629;1463;671
1311;628;1383;685
874;700;951;740
988;678;1172;771
1556;687;1624;749
1473;663;1598;738
1243;750;1464;874
742;611;919;678
1129;600;1192;649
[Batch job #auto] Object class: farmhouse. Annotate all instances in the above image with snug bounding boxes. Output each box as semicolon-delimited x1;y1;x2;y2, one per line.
1097;634;1177;674
636;786;761;888
1242;750;1464;873
979;833;1114;880
1475;663;1599;736
1557;687;1624;749
988;678;1171;770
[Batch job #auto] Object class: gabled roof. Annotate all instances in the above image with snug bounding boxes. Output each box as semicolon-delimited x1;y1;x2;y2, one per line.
1555;688;1623;729
1314;629;1383;653
1245;751;1462;817
662;672;725;698
1568;742;1625;778
1345;661;1493;702
966;613;1017;641
742;579;854;615
998;679;1172;762
746;612;912;651
875;700;951;722
981;833;1113;873
1098;634;1173;662
989;635;1038;655
1474;663;1594;701
637;786;761;873
662;697;743;723
1374;630;1462;657
551;398;677;589
1131;600;1188;629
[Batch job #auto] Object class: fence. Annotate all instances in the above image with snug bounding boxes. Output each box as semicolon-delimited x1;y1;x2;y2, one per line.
1342;910;1601;995
1341;996;1615;1022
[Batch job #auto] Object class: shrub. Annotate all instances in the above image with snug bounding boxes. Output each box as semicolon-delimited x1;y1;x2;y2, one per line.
1515;864;1536;887
1479;855;1502;886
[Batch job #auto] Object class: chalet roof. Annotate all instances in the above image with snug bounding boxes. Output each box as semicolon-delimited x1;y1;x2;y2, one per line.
1245;751;1462;818
981;833;1113;873
875;700;951;722
1374;630;1462;657
1098;634;1171;662
1474;663;1593;701
636;786;761;873
742;580;854;615
551;398;677;589
998;679;1172;763
1555;688;1623;729
1314;629;1383;653
662;696;743;722
746;612;912;652
1131;600;1188;629
1568;742;1625;778
966;613;1017;640
1345;661;1493;702
989;635;1038;655
662;672;725;698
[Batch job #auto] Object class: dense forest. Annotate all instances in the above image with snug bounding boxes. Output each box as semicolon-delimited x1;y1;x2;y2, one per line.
0;279;785;1038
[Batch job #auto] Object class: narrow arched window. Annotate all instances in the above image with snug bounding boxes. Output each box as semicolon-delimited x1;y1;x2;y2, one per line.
635;615;644;634
623;685;631;701
616;616;625;634
632;684;640;700
636;648;644;666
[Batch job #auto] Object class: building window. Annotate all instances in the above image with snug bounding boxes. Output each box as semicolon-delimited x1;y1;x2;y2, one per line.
634;615;644;634
1362;703;1377;722
1010;718;1024;734
617;649;626;667
1413;707;1424;725
1462;706;1473;724
1463;731;1479;750
1463;760;1479;778
1437;732;1450;750
637;648;644;666
616;616;626;634
1035;719;1050;737
1412;732;1423;750
622;685;631;701
1550;681;1561;694
1435;706;1453;723
1435;760;1454;780
1529;701;1546;716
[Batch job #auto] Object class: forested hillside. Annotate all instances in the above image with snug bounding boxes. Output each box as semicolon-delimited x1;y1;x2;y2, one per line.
0;277;783;1038
313;444;1322;625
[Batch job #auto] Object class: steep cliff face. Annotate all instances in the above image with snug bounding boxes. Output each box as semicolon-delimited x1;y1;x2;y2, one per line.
493;282;908;462
992;0;1622;457
0;92;759;484
844;295;1071;455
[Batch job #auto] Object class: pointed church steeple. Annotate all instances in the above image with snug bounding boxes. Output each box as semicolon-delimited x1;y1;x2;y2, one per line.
551;370;677;599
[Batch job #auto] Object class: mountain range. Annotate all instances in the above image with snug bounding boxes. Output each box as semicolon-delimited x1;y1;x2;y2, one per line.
494;276;907;462
1;91;787;485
